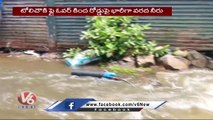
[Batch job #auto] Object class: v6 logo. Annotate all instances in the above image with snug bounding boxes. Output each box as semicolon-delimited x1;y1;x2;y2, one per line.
17;91;37;105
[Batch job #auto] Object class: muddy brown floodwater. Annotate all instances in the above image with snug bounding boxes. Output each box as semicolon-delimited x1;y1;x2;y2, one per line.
0;55;213;119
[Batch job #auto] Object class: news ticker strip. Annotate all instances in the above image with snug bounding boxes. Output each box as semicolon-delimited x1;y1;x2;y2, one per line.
45;98;167;112
13;7;172;16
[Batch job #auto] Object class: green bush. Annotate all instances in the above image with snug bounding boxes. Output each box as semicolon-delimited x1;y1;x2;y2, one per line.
152;45;170;57
81;16;169;59
63;48;82;58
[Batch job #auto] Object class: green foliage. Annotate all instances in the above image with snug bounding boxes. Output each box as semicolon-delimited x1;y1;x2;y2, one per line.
152;45;170;57
81;17;150;58
81;16;170;59
173;49;189;57
108;65;139;76
63;48;82;58
63;17;169;60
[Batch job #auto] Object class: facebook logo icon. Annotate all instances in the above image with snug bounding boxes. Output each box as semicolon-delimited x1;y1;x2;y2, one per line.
65;102;75;110
69;102;74;110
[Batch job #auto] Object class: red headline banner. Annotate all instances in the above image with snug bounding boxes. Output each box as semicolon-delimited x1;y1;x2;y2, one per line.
13;7;172;16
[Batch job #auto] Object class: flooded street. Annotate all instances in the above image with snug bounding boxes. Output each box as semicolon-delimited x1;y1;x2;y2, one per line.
0;55;213;119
